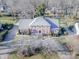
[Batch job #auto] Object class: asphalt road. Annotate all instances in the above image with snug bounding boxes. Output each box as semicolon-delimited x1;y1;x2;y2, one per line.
4;26;18;41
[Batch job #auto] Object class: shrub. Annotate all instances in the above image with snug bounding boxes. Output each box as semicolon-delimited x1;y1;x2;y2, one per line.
2;24;13;30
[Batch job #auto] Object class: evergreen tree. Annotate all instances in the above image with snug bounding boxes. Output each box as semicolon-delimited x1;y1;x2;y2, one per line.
35;3;45;17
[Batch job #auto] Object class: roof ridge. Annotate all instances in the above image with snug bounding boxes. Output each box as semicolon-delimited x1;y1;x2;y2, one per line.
29;17;50;26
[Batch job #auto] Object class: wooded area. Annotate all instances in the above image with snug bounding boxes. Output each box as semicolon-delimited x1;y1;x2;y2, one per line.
0;0;79;19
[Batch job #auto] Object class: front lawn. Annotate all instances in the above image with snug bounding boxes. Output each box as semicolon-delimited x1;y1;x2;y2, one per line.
75;56;79;59
0;16;16;24
9;54;43;59
9;52;59;59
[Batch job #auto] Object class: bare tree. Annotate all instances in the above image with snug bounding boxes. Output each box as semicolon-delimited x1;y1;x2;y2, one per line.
5;0;79;19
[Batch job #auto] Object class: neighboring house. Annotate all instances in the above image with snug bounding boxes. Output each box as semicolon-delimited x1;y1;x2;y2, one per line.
74;22;79;35
17;17;59;35
0;2;11;15
0;4;4;12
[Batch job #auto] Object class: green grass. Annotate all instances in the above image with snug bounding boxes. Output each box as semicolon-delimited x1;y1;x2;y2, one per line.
9;53;59;59
0;16;16;24
75;56;79;59
9;54;43;59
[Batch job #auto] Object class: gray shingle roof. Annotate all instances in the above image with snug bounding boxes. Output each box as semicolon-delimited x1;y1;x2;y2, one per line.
45;17;59;27
17;17;59;30
18;19;33;29
29;17;50;27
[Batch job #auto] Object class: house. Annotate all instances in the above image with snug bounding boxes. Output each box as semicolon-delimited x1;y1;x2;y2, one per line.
17;17;59;35
29;17;51;35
